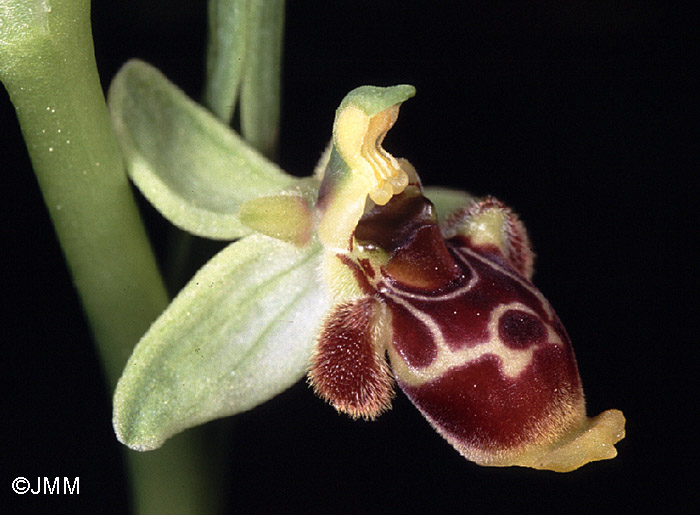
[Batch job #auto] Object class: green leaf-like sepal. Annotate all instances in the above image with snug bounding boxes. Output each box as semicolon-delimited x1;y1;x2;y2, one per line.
113;234;328;450
423;186;476;225
108;59;298;239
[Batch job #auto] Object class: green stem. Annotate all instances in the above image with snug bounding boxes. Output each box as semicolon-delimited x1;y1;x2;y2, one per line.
204;0;285;160
1;1;219;513
239;0;285;159
1;0;165;390
128;429;224;514
204;0;251;124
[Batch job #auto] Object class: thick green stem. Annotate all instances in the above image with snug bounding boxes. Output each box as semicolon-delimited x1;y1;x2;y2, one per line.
1;0;166;389
1;1;220;513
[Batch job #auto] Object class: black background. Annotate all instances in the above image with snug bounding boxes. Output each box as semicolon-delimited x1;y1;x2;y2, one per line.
3;2;696;513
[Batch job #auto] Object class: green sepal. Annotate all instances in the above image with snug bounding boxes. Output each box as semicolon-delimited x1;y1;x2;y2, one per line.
113;234;328;450
107;59;297;240
423;186;476;225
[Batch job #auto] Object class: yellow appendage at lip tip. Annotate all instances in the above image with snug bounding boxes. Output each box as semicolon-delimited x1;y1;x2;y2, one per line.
511;409;626;472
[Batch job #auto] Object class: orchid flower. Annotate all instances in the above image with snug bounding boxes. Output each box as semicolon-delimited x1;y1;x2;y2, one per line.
111;60;625;472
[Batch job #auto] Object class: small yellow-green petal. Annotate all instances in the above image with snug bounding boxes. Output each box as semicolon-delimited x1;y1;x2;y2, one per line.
239;194;314;245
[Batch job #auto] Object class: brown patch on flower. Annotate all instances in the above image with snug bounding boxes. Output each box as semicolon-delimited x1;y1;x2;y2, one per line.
308;297;394;420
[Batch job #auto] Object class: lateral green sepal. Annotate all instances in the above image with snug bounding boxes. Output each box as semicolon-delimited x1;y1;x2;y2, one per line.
108;59;298;240
423;186;476;226
113;234;328;450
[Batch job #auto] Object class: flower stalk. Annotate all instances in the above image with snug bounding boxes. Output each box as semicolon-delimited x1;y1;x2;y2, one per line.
0;0;231;512
0;0;166;390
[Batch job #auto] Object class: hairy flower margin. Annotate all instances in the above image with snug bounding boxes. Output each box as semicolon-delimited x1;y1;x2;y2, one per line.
110;60;625;472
